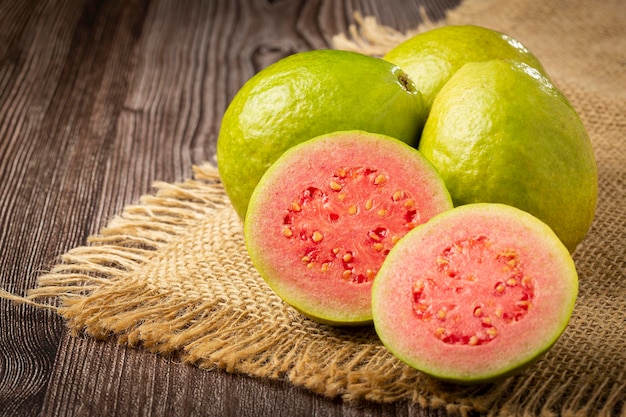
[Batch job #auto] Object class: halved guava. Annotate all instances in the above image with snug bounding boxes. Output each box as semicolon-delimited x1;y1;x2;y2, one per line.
244;130;453;325
372;203;578;384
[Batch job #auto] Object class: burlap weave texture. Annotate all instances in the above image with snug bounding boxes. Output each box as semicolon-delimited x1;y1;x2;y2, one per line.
11;0;625;415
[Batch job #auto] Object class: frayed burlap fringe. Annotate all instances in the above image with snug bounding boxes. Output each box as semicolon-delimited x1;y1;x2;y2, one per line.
331;9;444;57
4;1;625;416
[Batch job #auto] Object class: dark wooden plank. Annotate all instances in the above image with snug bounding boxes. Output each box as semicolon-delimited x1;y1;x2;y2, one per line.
42;334;449;417
0;1;462;416
0;0;151;416
3;316;428;417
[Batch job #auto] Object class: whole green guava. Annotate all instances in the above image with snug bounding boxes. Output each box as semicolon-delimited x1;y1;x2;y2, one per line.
419;59;598;252
217;49;426;219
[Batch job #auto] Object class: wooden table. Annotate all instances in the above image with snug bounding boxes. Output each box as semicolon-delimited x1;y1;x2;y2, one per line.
0;1;461;416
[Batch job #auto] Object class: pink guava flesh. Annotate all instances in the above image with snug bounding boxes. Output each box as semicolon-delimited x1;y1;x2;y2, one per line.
372;203;578;383
244;131;453;325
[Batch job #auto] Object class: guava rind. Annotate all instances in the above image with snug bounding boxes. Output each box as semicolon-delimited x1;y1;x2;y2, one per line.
419;59;598;253
372;203;578;384
244;130;453;326
384;25;547;113
217;49;426;219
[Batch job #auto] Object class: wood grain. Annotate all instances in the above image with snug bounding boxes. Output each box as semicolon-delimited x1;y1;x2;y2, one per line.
0;1;460;416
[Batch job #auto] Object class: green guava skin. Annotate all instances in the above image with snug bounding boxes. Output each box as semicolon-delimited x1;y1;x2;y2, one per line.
383;25;547;113
372;203;578;384
419;60;598;253
217;49;426;220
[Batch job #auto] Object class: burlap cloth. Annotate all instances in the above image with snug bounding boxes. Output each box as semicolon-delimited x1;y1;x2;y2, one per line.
8;0;625;415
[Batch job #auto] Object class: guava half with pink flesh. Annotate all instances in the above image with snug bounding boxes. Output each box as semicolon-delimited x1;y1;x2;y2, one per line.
244;130;453;325
372;203;578;384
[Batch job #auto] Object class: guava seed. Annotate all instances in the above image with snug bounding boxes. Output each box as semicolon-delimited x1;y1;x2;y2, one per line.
312;230;324;243
374;174;387;185
330;180;343;191
392;190;405;201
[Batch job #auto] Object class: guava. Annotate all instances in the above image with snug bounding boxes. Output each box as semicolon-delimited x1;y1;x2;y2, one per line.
244;130;453;326
383;25;547;112
217;49;427;219
372;203;578;384
419;59;597;253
